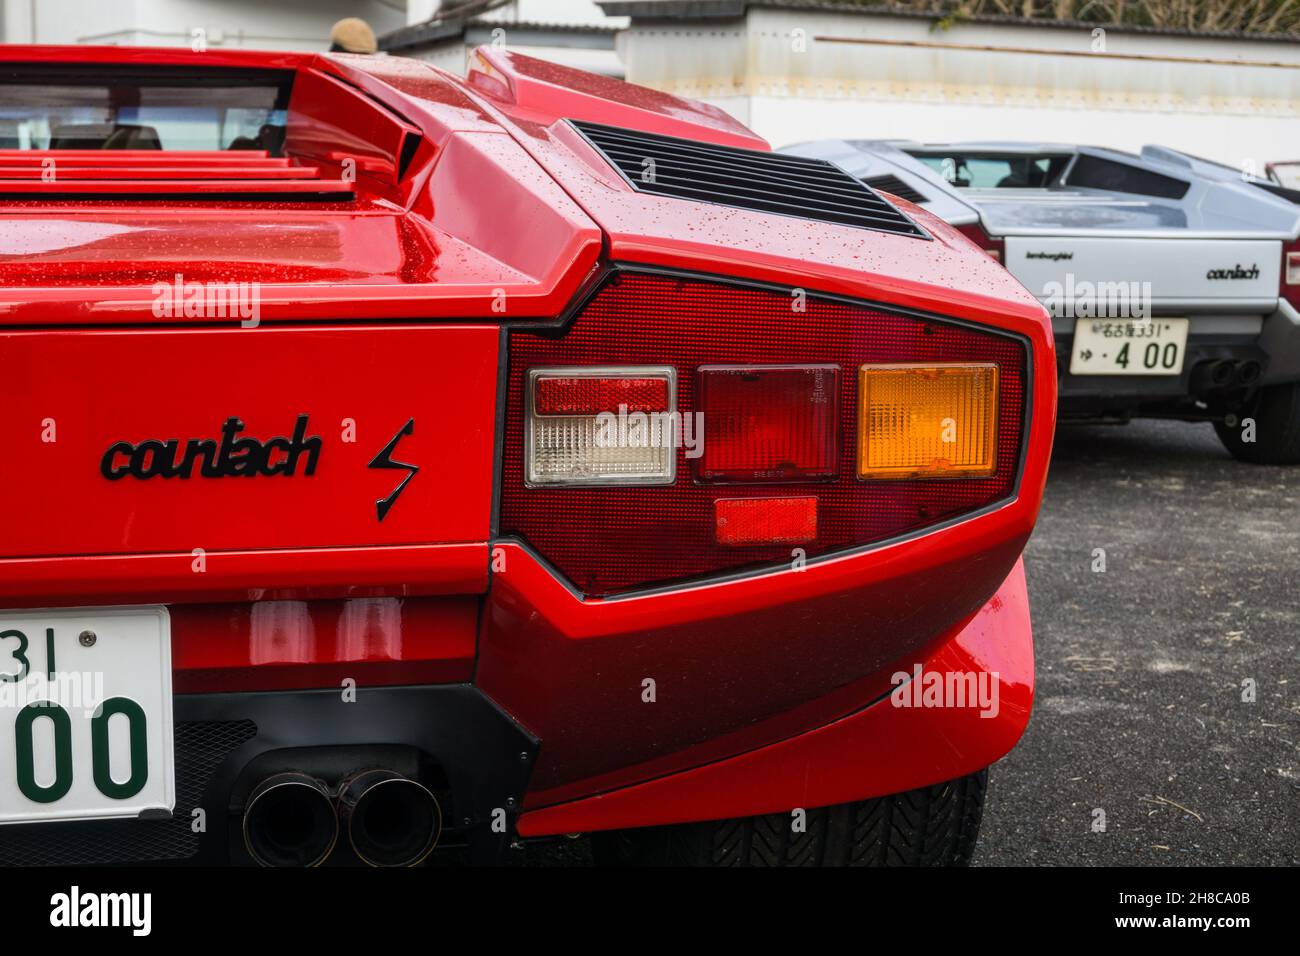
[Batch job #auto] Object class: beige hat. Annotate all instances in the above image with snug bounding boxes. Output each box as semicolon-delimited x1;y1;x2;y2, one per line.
330;18;377;55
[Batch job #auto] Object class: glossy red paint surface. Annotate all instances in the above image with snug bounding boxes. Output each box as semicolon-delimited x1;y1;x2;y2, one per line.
283;68;421;199
170;596;477;694
0;45;312;70
430;57;1040;324
464;47;768;150
482;512;1035;805
516;559;1034;835
0;544;487;609
0;48;602;324
0;178;353;196
0;152;322;180
0;44;1057;830
0;325;498;601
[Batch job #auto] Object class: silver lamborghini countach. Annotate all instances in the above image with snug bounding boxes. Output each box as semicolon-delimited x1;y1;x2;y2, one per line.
785;139;1300;463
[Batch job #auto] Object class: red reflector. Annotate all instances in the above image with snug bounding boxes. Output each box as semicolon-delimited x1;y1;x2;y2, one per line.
697;365;839;482
715;497;818;546
534;376;669;415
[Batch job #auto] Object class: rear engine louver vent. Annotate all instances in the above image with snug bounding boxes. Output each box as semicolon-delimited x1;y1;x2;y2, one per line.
0;150;355;202
570;120;927;239
862;174;928;205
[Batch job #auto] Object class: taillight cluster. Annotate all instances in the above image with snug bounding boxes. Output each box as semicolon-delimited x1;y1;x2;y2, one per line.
952;221;1005;263
499;270;1027;596
1283;237;1300;310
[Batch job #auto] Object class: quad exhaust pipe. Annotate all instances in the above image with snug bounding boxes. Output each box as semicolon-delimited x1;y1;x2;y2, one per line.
338;770;442;867
1208;360;1235;388
1194;359;1264;394
242;769;441;867
243;772;338;867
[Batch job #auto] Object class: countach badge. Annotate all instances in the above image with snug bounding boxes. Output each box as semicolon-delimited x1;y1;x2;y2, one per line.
101;415;322;480
1206;263;1261;280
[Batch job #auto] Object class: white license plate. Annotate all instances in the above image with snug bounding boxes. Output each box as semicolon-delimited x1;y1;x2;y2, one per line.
0;606;174;825
1069;318;1190;376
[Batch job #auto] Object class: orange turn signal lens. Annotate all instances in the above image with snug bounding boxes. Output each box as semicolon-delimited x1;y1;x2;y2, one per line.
857;363;998;479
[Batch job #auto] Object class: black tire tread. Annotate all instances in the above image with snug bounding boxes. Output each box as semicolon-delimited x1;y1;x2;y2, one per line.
1215;382;1300;464
593;769;987;867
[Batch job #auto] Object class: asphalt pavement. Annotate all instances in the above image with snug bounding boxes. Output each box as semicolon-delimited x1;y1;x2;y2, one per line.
973;418;1300;865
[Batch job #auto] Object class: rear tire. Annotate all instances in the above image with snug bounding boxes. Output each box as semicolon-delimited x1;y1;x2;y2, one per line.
592;770;988;867
1215;382;1300;464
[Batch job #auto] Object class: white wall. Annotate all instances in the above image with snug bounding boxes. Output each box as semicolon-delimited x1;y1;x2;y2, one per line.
396;1;627;77
2;0;406;50
474;1;626;27
423;40;623;77
619;8;1300;170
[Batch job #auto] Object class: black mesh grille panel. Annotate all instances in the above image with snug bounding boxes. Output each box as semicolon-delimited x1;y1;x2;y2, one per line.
0;719;256;866
571;120;928;238
862;173;928;205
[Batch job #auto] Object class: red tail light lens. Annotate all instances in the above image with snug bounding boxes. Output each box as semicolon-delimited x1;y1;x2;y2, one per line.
500;270;1027;596
534;375;670;415
696;365;839;482
1283;240;1300;310
952;221;1004;263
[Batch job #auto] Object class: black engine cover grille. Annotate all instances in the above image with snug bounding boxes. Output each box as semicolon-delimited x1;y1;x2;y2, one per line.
571;119;928;238
862;173;929;206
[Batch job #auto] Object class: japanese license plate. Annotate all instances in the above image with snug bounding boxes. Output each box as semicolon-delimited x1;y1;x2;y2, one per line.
0;606;174;825
1070;318;1189;376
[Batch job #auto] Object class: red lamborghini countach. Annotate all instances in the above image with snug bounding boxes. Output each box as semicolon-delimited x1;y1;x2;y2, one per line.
0;44;1055;866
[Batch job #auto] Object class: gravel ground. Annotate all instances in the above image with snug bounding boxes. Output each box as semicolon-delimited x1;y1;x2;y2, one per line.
526;419;1300;866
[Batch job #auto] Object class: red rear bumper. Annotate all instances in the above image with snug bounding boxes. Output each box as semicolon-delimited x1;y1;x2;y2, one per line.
516;558;1033;834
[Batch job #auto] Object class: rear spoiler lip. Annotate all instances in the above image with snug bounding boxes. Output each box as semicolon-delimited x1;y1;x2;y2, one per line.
0;182;356;200
464;45;769;151
0;43;312;70
972;225;1292;240
0;270;603;325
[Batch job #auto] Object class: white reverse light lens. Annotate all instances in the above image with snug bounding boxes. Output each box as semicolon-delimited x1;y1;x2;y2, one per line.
525;366;677;487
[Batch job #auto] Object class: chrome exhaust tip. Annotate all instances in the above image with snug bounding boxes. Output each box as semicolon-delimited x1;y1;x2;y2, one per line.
338;770;441;867
243;772;338;867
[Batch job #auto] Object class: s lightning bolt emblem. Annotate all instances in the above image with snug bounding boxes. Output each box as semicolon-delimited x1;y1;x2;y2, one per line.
368;418;418;522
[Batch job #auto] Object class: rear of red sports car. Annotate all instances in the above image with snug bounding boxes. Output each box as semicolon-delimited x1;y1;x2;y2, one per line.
0;45;1054;866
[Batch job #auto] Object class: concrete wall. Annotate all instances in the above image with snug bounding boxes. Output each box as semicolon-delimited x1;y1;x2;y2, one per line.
419;38;624;77
1;0;405;50
617;8;1300;171
392;1;627;77
473;1;625;27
